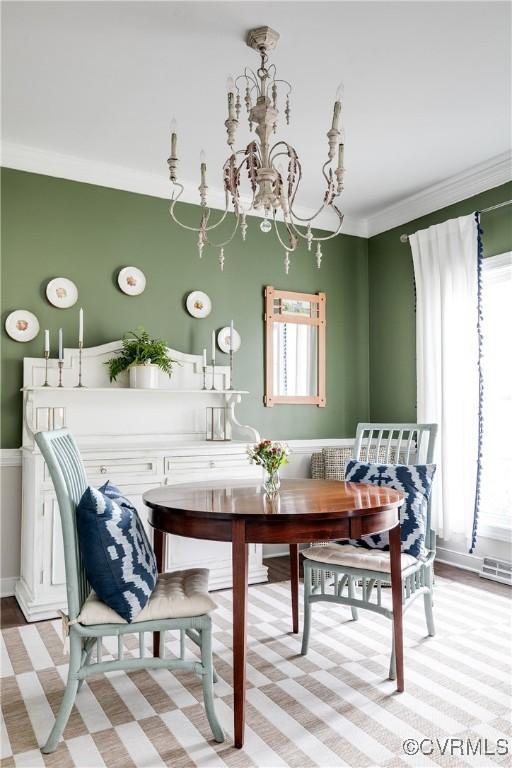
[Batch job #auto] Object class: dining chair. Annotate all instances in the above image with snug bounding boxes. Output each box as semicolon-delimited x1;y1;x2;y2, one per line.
35;428;224;753
302;422;438;679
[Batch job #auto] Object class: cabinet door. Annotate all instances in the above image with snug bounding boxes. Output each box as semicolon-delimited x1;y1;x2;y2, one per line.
50;500;66;586
166;534;230;570
39;494;66;590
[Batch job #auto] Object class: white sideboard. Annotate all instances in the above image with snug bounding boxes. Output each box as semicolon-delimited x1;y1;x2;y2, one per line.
16;341;268;622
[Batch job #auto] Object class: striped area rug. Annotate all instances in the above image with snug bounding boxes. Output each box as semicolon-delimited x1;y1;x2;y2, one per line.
1;576;511;767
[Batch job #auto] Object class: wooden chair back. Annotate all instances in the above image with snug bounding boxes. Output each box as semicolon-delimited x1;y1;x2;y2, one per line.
353;422;438;545
35;428;90;619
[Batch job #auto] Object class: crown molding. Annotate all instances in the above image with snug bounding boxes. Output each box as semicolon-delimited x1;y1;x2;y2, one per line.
366;152;512;237
0;142;368;238
3;142;509;241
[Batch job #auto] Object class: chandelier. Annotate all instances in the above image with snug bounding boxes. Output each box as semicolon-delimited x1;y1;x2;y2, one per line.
167;26;345;274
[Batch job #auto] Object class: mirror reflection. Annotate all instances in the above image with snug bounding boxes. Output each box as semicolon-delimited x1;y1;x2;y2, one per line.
272;322;318;397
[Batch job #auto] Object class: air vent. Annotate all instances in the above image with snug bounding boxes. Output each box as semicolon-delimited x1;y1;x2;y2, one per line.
479;557;512;586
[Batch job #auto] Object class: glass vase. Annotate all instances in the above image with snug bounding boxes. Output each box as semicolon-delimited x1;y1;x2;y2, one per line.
264;468;281;495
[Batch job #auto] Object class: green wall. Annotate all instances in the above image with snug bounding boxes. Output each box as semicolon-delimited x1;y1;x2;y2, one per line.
368;182;512;422
0;168;370;448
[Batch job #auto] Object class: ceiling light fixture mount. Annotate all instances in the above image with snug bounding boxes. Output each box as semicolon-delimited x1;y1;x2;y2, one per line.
167;25;345;273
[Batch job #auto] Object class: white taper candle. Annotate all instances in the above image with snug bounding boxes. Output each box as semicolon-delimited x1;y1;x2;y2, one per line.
44;330;50;353
79;308;83;345
202;348;207;368
211;331;216;362
170;118;177;156
230;320;234;350
58;328;63;361
338;142;344;170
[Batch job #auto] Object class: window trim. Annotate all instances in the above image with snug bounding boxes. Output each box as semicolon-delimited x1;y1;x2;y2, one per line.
479;251;512;540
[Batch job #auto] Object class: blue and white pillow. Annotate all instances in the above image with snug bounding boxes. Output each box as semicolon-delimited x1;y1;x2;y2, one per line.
343;461;436;559
76;481;157;622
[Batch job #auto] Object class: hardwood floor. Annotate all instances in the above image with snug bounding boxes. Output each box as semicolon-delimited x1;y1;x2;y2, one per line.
1;556;508;630
0;596;27;630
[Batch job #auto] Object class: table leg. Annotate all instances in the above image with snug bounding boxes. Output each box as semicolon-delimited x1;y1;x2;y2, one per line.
232;520;248;748
389;522;404;692
152;529;167;657
289;544;299;634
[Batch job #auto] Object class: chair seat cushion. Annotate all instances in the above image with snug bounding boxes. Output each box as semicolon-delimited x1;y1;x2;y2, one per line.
76;481;157;623
343;461;436;558
78;569;216;625
303;543;418;573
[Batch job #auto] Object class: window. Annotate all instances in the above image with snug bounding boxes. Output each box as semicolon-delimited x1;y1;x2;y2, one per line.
479;252;512;536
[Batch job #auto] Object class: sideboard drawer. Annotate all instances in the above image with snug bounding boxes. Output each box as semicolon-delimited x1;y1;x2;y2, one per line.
85;456;160;480
165;453;251;474
43;455;160;484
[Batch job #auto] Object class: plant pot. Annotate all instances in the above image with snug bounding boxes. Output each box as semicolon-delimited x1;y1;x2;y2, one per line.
129;364;160;389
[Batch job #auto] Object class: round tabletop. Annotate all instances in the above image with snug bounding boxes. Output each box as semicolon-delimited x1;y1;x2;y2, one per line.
144;479;404;544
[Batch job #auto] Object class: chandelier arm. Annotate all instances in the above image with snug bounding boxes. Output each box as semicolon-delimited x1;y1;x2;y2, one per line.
204;207;241;250
288;205;345;243
267;141;294;164
169;184;232;233
288;202;329;224
272;214;298;253
271;78;292;95
286;157;340;223
236;69;259;92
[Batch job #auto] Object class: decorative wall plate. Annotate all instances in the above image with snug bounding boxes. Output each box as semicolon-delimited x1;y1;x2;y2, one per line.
46;277;78;308
118;266;146;296
218;326;241;353
5;310;40;342
186;291;212;318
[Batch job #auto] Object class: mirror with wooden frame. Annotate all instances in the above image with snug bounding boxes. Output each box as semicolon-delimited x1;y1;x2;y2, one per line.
264;287;326;407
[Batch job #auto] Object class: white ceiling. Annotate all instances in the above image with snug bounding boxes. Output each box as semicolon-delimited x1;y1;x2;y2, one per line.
2;1;511;235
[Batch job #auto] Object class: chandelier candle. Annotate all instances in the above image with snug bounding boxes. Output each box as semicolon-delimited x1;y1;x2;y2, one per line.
199;150;208;207
168;25;346;273
169;118;178;182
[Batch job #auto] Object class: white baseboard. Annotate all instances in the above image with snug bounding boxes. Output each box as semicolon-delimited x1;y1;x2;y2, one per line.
434;547;482;574
1;577;18;598
262;550;290;559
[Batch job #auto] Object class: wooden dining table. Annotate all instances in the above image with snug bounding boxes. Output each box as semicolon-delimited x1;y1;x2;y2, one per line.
143;478;405;748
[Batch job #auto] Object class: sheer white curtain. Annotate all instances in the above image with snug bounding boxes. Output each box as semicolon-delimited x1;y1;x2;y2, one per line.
410;214;480;542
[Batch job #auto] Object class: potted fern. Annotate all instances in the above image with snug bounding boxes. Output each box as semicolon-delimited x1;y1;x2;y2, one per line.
107;328;175;388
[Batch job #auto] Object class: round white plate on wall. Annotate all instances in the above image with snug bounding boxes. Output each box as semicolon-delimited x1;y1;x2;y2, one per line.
46;277;78;308
218;326;241;353
118;266;146;296
5;309;40;342
186;291;212;318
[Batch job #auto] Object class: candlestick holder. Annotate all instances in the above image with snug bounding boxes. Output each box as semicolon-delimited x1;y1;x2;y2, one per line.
210;359;217;390
58;360;64;388
75;341;85;387
228;349;234;390
202;365;207;390
43;351;50;387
